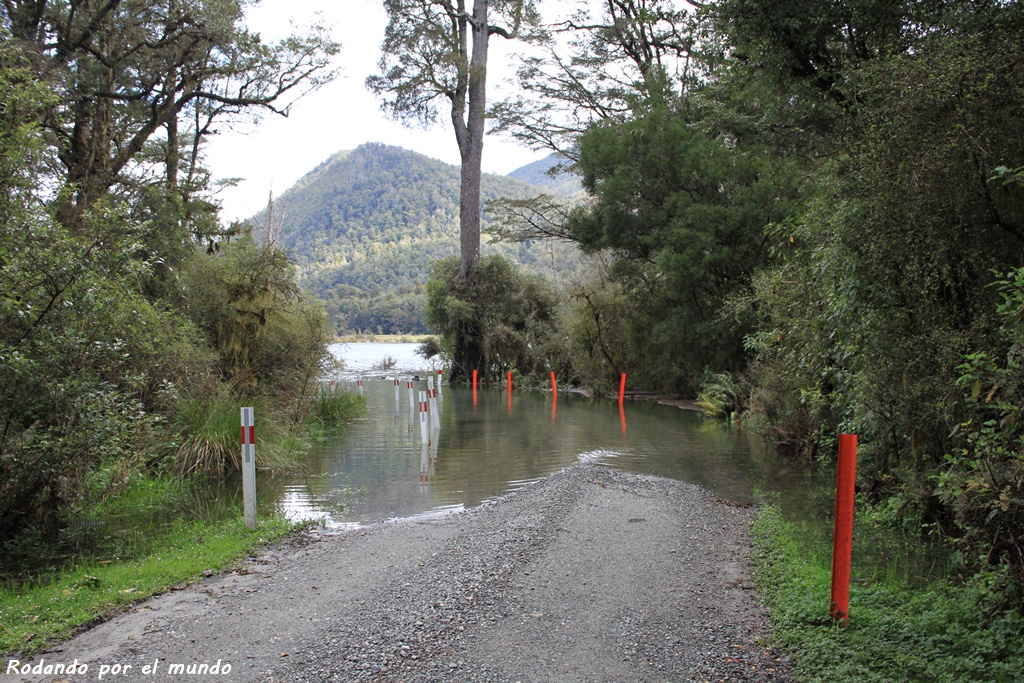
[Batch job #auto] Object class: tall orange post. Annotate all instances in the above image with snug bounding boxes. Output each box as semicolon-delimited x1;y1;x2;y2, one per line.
830;433;858;625
507;371;513;392
472;369;478;408
618;373;626;404
550;371;557;396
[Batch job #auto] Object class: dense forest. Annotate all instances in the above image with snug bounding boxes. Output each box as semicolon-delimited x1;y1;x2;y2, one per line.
249;143;586;334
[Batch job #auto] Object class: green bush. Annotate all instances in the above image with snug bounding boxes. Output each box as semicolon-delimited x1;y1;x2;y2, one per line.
938;268;1024;600
425;255;566;383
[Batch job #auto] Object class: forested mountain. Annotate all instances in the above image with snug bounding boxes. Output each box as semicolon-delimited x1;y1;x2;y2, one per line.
250;143;583;334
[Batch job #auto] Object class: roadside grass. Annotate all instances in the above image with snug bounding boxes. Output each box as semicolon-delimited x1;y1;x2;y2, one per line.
0;514;296;657
751;504;1024;682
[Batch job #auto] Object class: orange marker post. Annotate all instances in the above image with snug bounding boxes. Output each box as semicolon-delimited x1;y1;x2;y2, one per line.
472;369;478;408
550;371;557;396
507;371;513;393
830;433;858;625
618;373;626;404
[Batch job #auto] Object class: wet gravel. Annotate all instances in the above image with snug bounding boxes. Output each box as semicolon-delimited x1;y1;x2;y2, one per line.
23;465;793;682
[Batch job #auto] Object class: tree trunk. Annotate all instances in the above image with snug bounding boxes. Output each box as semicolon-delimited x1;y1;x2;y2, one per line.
450;0;491;382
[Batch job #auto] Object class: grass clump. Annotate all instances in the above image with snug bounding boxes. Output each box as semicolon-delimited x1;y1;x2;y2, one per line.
751;504;1024;682
306;386;366;425
160;382;306;476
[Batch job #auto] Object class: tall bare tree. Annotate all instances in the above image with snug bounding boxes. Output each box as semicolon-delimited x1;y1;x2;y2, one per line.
367;0;539;382
367;0;539;279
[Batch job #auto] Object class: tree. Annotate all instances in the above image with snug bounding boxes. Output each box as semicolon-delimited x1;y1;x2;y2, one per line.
367;0;539;382
1;0;339;235
425;255;563;382
491;0;707;162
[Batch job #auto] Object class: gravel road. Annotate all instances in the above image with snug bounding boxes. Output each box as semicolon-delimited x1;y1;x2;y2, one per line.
16;465;793;683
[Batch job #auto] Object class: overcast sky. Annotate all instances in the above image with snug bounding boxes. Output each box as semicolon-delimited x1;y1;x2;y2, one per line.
205;0;546;222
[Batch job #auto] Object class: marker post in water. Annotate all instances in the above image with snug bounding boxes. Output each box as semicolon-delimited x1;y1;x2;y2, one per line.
241;407;256;529
437;369;443;396
472;369;478;407
428;376;440;429
418;390;429;444
357;378;363;396
407;379;415;428
394;377;401;403
618;373;627;404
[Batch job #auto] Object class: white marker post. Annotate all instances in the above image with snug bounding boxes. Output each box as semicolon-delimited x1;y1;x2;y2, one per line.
394;376;401;403
408;379;416;432
427;376;440;429
357;378;363;396
419;390;429;444
437;370;443;397
241;407;256;529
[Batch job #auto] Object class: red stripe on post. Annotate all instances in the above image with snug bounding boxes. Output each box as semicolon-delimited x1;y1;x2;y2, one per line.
830;433;858;625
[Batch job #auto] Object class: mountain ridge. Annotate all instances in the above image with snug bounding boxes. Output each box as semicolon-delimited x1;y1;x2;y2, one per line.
251;142;583;334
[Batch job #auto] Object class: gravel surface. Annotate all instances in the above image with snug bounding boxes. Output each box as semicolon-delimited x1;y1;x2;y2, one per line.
16;465;793;682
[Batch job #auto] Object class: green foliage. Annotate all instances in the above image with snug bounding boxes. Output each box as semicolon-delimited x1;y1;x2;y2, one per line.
0;22;339;547
425;255;566;382
306;388;367;426
180;235;332;395
696;370;746;418
746;14;1024;529
565;104;798;392
938;269;1024;594
753;504;1024;682
158;383;299;477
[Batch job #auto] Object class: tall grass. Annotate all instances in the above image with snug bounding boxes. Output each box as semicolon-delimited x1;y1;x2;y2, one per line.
162;383;301;476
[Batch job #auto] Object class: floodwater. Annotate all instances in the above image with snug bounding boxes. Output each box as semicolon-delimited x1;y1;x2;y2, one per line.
256;343;810;528
246;343;945;583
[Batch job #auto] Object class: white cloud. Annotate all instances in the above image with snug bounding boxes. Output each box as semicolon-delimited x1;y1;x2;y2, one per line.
205;0;543;222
